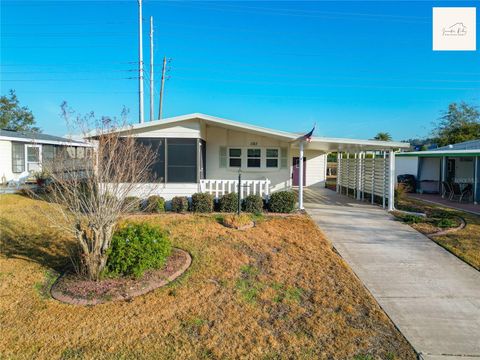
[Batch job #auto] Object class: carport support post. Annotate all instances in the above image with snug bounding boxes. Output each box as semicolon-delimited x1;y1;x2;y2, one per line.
299;141;304;210
388;150;395;211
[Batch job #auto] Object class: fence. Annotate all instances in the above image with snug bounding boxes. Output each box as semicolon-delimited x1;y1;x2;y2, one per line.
199;179;271;200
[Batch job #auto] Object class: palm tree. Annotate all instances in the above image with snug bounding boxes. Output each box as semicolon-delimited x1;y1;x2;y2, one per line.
373;132;392;141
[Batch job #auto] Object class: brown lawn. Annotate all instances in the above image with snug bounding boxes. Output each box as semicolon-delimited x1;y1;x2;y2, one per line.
397;196;480;271
0;194;416;359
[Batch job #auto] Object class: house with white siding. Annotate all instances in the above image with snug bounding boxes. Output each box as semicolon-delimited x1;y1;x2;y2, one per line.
396;139;480;204
0;129;90;184
102;113;408;206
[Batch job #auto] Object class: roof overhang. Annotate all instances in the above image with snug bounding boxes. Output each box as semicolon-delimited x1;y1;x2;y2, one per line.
397;150;480;157
87;113;409;151
0;135;91;147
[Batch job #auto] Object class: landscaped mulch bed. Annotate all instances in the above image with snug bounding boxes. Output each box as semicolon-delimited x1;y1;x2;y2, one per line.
51;248;191;305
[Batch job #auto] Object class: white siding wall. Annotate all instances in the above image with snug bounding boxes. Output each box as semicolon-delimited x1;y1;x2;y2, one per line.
0;140;14;182
124;183;199;201
290;149;327;187
130;120;203;139
395;157;419;184
453;157;475;182
420;157;441;181
205;126;291;192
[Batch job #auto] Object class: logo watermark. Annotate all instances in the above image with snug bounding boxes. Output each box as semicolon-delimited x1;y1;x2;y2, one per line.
433;7;476;51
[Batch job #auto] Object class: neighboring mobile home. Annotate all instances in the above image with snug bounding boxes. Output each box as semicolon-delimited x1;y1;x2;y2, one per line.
0;129;90;184
396;139;480;203
100;113;408;206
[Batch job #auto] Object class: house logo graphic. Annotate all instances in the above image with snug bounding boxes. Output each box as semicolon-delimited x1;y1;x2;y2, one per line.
443;22;467;36
433;7;476;51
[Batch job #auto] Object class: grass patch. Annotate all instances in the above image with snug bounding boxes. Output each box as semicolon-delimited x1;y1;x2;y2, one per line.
34;269;58;299
397;196;480;270
0;194;416;359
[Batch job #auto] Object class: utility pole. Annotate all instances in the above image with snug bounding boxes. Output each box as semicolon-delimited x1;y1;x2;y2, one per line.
158;56;167;120
138;0;144;124
149;16;154;121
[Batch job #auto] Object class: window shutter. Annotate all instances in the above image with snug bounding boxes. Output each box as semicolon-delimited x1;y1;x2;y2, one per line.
280;147;288;168
219;146;227;168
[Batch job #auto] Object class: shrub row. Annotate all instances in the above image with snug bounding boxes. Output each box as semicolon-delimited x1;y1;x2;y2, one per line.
121;190;296;214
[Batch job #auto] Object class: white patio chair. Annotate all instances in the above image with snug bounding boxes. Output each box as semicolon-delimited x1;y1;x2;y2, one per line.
7;171;30;189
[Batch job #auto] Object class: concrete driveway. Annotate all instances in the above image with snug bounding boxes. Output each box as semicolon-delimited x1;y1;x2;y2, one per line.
304;188;480;360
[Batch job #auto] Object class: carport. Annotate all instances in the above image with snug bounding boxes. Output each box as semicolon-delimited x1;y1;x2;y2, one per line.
293;137;410;211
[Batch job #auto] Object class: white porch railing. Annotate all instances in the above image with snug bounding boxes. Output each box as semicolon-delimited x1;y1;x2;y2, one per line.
199;179;271;199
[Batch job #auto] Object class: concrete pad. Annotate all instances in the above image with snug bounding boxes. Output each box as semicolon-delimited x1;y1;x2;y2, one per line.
304;188;480;358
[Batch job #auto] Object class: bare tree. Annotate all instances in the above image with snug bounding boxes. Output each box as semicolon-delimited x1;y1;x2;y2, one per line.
42;104;156;280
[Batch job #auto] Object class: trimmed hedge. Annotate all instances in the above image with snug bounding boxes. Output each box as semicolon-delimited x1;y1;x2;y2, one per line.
243;194;264;214
268;191;296;213
219;192;239;213
171;196;189;213
191;192;214;213
123;196;141;213
144;195;166;213
106;223;172;278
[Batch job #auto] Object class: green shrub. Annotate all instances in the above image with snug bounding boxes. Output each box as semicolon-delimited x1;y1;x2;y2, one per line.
436;218;457;228
403;214;424;224
144;195;165;213
268;191;296;213
219;192;239;212
191;193;214;213
171;196;189;213
123;196;141;213
243;194;264;214
106;223;172;278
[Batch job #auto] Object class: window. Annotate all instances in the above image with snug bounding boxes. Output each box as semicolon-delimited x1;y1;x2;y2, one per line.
247;148;261;168
27;146;40;162
43;145;55;162
167;138;197;183
136;138;165;183
12;143;25;173
266;148;279;168
229;148;242;168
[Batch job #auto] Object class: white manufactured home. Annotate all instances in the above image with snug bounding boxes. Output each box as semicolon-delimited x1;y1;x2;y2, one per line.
104;113;408;208
0;129;90;184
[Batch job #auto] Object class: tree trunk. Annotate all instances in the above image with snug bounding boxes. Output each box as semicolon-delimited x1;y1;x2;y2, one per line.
75;223;115;281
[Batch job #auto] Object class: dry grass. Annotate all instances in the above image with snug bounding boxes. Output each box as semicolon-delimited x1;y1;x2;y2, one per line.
398;196;480;270
0;194;415;359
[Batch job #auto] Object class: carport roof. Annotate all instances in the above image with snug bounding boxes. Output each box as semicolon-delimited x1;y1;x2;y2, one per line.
397;149;480;157
90;113;409;151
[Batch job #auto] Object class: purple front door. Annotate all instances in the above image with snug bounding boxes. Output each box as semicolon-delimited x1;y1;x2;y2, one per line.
292;157;306;186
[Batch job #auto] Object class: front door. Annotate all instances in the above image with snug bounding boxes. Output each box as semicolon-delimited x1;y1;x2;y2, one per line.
292;157;306;186
26;145;41;172
447;158;455;182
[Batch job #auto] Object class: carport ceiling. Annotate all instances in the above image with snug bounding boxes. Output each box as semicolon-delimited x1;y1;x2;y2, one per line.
291;137;410;152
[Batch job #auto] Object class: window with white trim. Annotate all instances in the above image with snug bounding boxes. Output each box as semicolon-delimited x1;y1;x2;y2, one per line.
247;148;261;168
266;148;279;168
229;148;242;167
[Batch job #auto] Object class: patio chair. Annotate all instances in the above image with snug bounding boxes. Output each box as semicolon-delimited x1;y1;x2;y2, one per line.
450;183;473;202
6;171;30;189
459;183;473;203
441;181;452;199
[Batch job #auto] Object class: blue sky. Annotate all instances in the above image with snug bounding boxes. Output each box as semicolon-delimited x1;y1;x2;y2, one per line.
1;1;479;140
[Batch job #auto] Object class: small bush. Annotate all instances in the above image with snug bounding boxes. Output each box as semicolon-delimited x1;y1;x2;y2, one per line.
123;196;141;213
219;192;239;213
191;193;214;213
144;195;165;213
402;214;424;224
171;196;189;213
106;223;172;278
268;191;296;213
243;194;264;214
436;218;457;228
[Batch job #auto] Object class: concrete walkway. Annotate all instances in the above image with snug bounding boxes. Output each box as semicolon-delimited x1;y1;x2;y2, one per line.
304;188;480;360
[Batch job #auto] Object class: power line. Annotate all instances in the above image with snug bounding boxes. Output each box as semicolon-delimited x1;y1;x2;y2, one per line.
173;76;480;91
2;77;138;82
